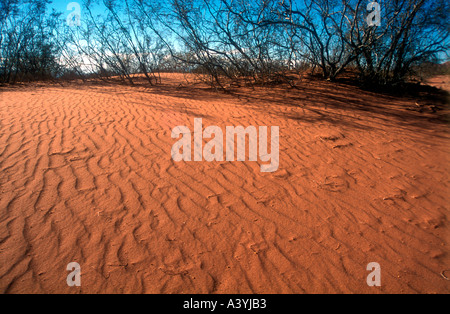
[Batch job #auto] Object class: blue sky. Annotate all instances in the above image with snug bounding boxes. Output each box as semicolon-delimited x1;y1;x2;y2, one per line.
48;0;106;19
49;0;79;13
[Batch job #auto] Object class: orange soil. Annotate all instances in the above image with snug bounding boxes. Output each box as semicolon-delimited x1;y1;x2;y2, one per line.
0;74;449;293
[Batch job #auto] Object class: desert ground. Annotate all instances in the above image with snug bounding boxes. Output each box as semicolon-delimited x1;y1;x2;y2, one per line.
0;74;449;293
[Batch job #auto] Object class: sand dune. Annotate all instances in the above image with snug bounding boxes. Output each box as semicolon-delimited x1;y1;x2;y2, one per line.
0;75;449;293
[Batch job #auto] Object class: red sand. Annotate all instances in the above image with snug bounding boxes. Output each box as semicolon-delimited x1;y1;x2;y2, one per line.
0;74;449;293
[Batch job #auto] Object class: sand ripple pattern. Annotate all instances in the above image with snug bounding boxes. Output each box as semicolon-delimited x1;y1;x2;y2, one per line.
0;80;449;293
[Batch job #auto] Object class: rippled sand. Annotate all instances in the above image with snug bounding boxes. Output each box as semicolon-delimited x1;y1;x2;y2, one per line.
0;74;449;293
